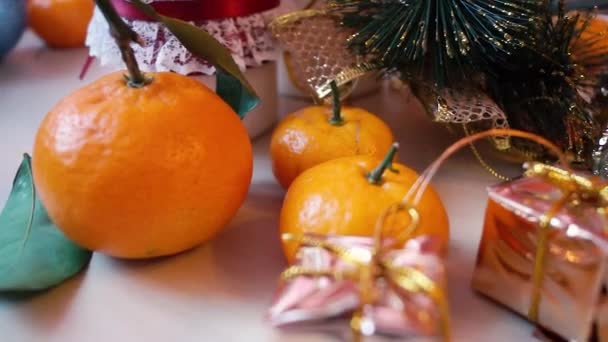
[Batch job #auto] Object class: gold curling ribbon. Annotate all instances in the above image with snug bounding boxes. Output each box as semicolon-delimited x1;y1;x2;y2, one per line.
523;163;608;323
281;203;451;342
462;124;512;182
396;129;571;333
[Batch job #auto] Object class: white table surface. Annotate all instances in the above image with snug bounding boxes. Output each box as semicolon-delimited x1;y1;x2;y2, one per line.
0;32;538;342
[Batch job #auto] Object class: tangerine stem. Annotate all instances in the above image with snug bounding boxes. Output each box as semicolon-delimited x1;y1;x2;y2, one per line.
95;0;151;87
368;143;399;184
328;81;344;126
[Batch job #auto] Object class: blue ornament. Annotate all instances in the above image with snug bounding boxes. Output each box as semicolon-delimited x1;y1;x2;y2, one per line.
0;0;27;59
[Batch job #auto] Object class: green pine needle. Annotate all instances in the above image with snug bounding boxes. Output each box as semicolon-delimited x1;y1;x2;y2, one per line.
329;0;542;87
486;1;606;162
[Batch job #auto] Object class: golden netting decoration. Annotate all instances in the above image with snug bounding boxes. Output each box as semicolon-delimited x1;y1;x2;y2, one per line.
270;9;375;103
412;84;511;150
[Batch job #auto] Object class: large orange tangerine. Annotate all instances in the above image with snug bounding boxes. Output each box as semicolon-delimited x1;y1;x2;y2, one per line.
33;71;253;258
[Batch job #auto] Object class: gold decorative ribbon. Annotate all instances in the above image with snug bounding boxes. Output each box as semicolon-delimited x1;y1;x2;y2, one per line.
282;52;311;95
281;203;451;341
462;124;512;182
315;62;379;103
523;162;608;322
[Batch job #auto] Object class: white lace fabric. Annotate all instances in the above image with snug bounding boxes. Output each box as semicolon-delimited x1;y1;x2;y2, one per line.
86;0;279;75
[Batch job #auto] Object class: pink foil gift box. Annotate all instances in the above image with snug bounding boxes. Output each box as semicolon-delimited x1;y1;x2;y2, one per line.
268;234;449;341
472;163;608;341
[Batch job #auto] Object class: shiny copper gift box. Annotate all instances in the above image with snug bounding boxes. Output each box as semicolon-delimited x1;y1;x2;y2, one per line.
472;164;608;341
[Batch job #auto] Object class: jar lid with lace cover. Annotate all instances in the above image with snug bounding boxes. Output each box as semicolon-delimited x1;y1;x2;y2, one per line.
85;0;282;139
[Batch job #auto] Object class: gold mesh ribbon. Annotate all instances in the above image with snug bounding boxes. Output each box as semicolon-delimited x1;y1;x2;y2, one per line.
523;163;608;322
410;84;518;180
414;83;565;181
270;9;376;103
281;204;451;341
412;84;511;151
277;0;321;95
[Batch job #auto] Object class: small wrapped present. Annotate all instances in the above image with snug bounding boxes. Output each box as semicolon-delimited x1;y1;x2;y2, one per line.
472;162;608;341
268;233;450;341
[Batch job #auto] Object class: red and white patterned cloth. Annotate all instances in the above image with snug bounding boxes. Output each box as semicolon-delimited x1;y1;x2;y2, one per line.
86;0;289;75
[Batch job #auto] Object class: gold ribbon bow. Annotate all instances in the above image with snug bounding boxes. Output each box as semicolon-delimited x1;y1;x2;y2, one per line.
524;162;608;322
281;203;451;341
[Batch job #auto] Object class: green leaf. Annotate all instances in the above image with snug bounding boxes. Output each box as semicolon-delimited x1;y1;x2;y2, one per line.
0;155;91;292
129;0;260;118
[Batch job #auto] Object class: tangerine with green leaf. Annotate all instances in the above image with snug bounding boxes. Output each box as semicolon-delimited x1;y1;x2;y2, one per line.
270;83;394;189
33;71;253;258
31;0;253;259
279;144;449;262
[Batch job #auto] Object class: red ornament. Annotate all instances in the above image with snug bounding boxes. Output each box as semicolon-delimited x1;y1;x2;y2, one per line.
111;0;280;22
